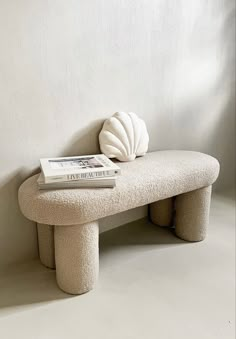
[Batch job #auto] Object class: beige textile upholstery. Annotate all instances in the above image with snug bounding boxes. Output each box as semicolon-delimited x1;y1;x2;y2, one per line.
55;222;99;295
18;151;220;294
19;151;219;226
37;223;55;269
175;186;212;241
149;198;174;227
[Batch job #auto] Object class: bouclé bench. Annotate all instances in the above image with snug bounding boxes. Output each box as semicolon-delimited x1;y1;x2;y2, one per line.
18;151;220;294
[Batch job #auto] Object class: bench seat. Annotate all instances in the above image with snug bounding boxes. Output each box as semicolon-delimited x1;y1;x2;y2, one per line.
18;150;220;295
19;151;219;225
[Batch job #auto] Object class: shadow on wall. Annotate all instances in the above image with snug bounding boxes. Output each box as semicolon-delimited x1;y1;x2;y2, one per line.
201;0;235;192
171;0;235;192
61;119;104;157
214;0;236;192
0;119;105;269
0;169;38;268
206;0;235;192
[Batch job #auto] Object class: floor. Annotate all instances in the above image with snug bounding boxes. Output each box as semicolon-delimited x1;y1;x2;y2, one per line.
0;194;235;339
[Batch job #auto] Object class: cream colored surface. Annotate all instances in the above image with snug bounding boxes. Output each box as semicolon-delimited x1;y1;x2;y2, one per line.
99;112;149;161
175;186;212;241
18;151;219;226
38;187;213;294
37;224;55;269
19;151;219;294
150;198;174;226
55;222;99;295
0;0;234;267
0;194;235;339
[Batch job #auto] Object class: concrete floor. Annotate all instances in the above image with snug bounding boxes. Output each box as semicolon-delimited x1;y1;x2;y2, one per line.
0;194;235;339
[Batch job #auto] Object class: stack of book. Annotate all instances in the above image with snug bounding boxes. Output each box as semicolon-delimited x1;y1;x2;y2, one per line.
38;154;121;190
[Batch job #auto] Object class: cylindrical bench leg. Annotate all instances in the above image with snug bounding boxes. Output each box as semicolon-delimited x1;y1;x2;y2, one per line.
175;186;212;242
55;221;99;295
149;198;174;227
37;223;55;269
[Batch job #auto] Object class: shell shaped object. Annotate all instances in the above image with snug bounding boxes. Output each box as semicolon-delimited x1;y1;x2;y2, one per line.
99;112;149;162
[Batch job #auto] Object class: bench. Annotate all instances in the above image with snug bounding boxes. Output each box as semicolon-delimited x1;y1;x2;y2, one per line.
18;150;220;294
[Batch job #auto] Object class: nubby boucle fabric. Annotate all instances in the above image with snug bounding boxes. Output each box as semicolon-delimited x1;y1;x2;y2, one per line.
18;151;220;294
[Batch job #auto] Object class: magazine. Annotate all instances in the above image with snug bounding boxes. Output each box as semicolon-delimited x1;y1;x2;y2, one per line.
37;173;116;189
40;154;121;183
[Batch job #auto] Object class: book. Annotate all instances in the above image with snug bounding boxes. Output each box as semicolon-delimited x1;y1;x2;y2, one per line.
37;173;116;190
40;154;121;184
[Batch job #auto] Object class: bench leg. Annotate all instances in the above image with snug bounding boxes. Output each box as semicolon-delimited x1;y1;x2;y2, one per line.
175;186;212;242
149;198;174;227
54;221;99;295
37;223;55;269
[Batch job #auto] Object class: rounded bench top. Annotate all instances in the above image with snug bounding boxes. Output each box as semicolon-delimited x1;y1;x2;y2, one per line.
18;151;220;226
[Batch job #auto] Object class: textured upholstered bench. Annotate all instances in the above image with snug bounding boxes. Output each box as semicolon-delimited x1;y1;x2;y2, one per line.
18;151;219;295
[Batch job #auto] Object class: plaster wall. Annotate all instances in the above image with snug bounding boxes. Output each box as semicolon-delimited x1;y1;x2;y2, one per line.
0;0;235;267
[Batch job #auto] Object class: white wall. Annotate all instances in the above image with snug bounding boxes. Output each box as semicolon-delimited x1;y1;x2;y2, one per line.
0;0;235;268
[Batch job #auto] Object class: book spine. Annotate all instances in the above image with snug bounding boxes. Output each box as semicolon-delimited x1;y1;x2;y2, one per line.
44;169;119;184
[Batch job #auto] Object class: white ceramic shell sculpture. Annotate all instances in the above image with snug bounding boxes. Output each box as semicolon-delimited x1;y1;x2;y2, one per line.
99;112;149;162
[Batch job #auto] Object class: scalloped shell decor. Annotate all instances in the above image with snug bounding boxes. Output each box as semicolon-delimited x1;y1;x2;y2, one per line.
99;112;149;162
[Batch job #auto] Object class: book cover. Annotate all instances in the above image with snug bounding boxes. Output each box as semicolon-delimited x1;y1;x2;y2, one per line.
40;154;120;184
37;173;116;189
